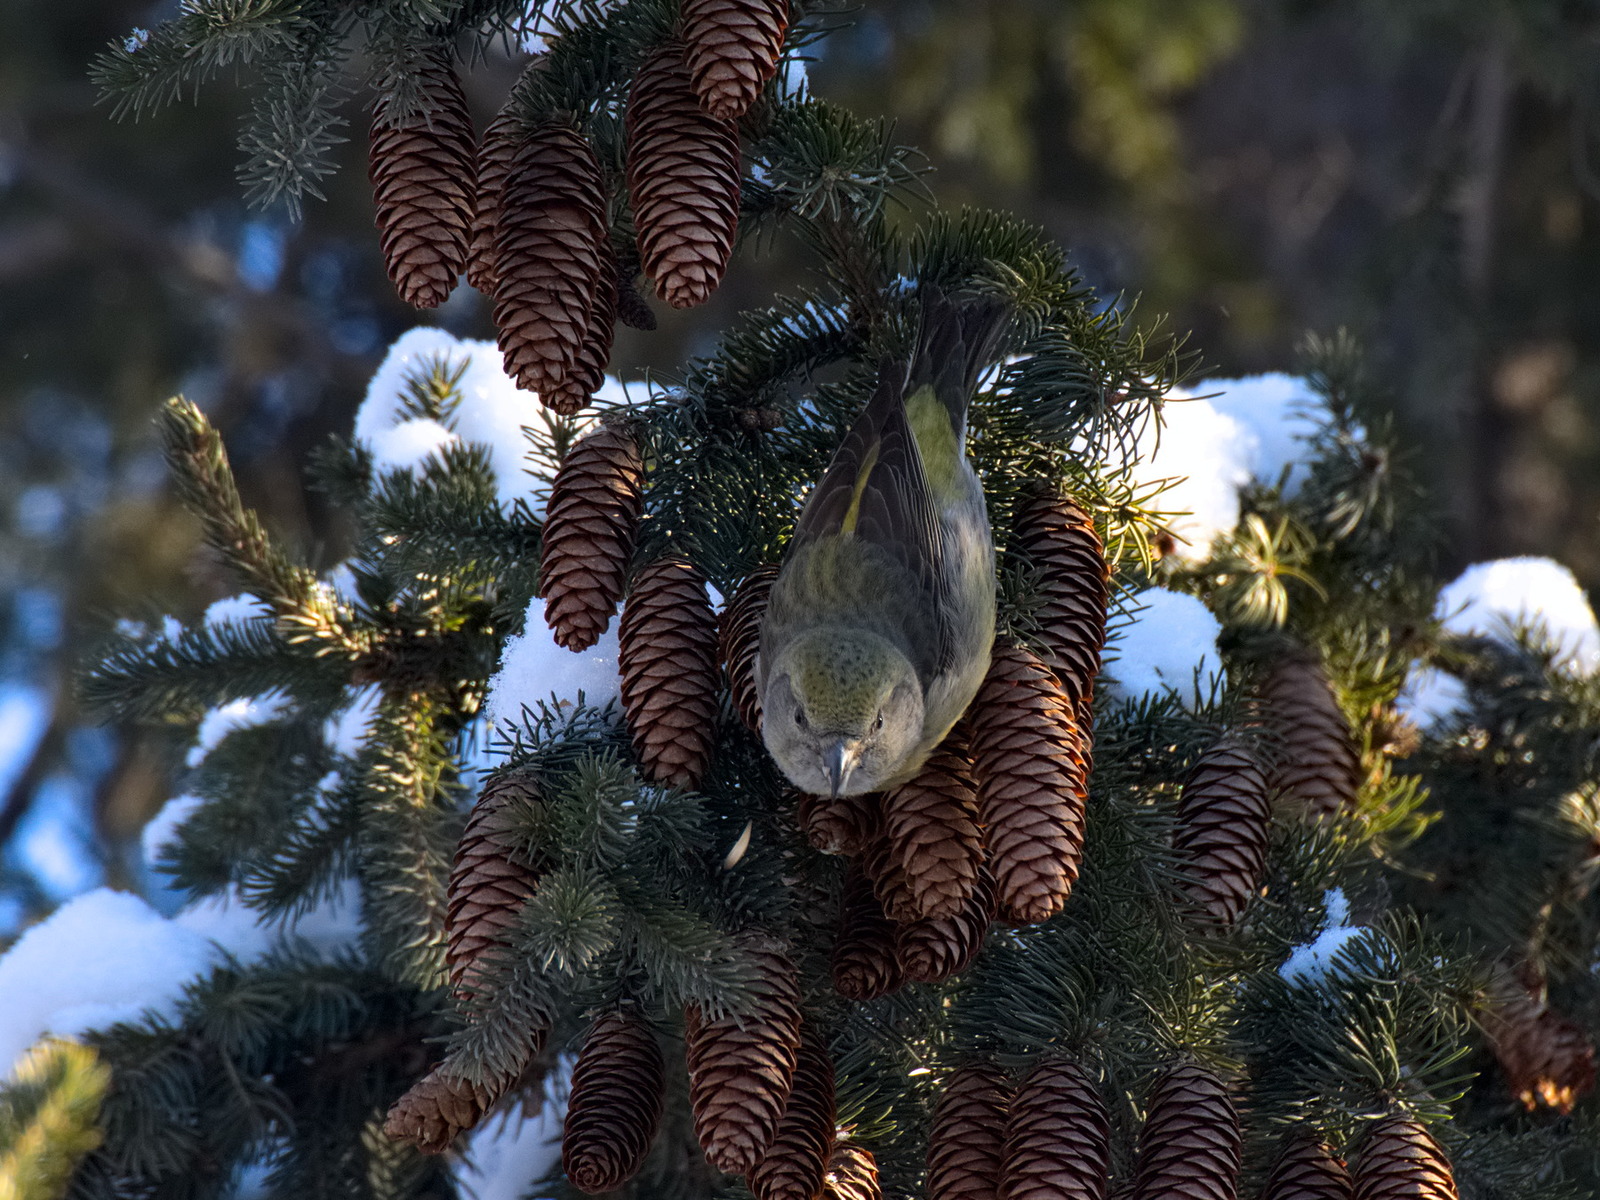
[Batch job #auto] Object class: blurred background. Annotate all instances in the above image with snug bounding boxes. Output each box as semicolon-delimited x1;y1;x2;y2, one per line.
1;0;1597;931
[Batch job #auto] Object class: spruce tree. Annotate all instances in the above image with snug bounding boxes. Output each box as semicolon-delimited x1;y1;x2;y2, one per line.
5;3;1600;1199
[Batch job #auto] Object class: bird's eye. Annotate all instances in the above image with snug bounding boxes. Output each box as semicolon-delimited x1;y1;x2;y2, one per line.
794;708;807;730
872;712;885;734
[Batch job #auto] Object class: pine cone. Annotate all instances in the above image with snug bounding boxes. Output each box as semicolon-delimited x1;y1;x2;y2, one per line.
1351;1116;1457;1200
798;789;881;856
493;124;607;396
1483;979;1597;1114
1172;737;1270;928
720;565;780;733
1263;1137;1353;1200
680;0;790;120
544;246;619;416
969;646;1089;923
894;866;995;985
368;55;476;310
824;1141;881;1200
862;829;918;922
446;771;541;998
625;44;742;308
881;729;983;919
619;555;722;789
1255;656;1361;818
999;1058;1110;1200
927;1061;1012;1200
562;1011;666;1193
750;1030;837;1200
685;934;805;1174
1012;491;1108;705
1130;1064;1241;1200
384;1064;510;1154
540;422;645;652
831;861;904;1001
466;109;521;295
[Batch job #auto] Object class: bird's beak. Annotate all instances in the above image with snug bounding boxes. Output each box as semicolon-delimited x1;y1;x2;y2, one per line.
826;739;858;798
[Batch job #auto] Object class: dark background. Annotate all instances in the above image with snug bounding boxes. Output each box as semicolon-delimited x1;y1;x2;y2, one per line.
2;0;1596;927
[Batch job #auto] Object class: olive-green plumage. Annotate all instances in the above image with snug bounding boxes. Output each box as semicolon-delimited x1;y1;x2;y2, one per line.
757;291;1007;796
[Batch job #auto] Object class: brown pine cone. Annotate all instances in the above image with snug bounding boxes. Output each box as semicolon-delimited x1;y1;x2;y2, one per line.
798;789;881;856
685;934;805;1174
824;1141;881;1200
999;1058;1110;1200
1483;976;1597;1114
881;729;983;919
625;44;742;308
862;829;918;923
446;771;541;999
1351;1116;1457;1200
969;646;1089;923
540;422;645;652
562;1011;666;1193
1130;1064;1241;1200
680;0;790;121
720;565;780;733
368;55;476;310
831;861;904;1001
1172;737;1270;928
493;124;607;396
749;1030;837;1200
466;109;521;295
927;1061;1012;1200
1263;1136;1353;1200
1255;655;1361;818
1012;491;1109;705
384;1063;510;1154
894;866;995;985
544;247;620;416
619;555;722;789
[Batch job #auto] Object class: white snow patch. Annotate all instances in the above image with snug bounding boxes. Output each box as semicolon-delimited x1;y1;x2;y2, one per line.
188;692;291;768
368;417;461;473
324;684;383;757
457;1081;566;1200
1395;665;1469;732
484;597;623;732
1436;557;1600;675
1201;373;1329;497
323;561;360;600
141;793;204;869
1279;889;1369;984
1118;392;1254;562
202;593;269;627
1104;588;1225;709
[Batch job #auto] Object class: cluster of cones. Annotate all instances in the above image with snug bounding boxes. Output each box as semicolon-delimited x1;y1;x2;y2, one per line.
367;0;791;413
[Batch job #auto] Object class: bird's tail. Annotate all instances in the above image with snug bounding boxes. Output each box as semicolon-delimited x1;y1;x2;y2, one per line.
906;287;1012;436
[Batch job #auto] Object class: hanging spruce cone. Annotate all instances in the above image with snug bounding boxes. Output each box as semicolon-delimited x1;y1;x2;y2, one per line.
545;249;619;416
881;729;983;919
685;934;805;1174
446;771;541;998
384;1063;513;1154
540;422;645;652
927;1061;1012;1200
999;1058;1110;1200
1263;1137;1353;1200
1483;979;1597;1113
625;44;742;308
619;555;722;789
823;1141;881;1200
680;0;790;120
749;1031;837;1200
562;1011;666;1193
368;55;476;309
862;829;918;923
895;866;995;985
720;565;780;733
1172;737;1270;928
466;109;521;295
798;789;881;856
831;861;904;1001
968;646;1089;923
1012;491;1109;705
1130;1064;1241;1200
1255;655;1361;818
493;124;607;396
1351;1116;1457;1200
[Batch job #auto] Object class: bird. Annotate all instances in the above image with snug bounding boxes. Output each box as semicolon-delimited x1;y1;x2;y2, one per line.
756;290;1009;797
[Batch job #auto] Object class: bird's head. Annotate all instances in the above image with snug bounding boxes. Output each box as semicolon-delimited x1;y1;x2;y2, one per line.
760;629;925;796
